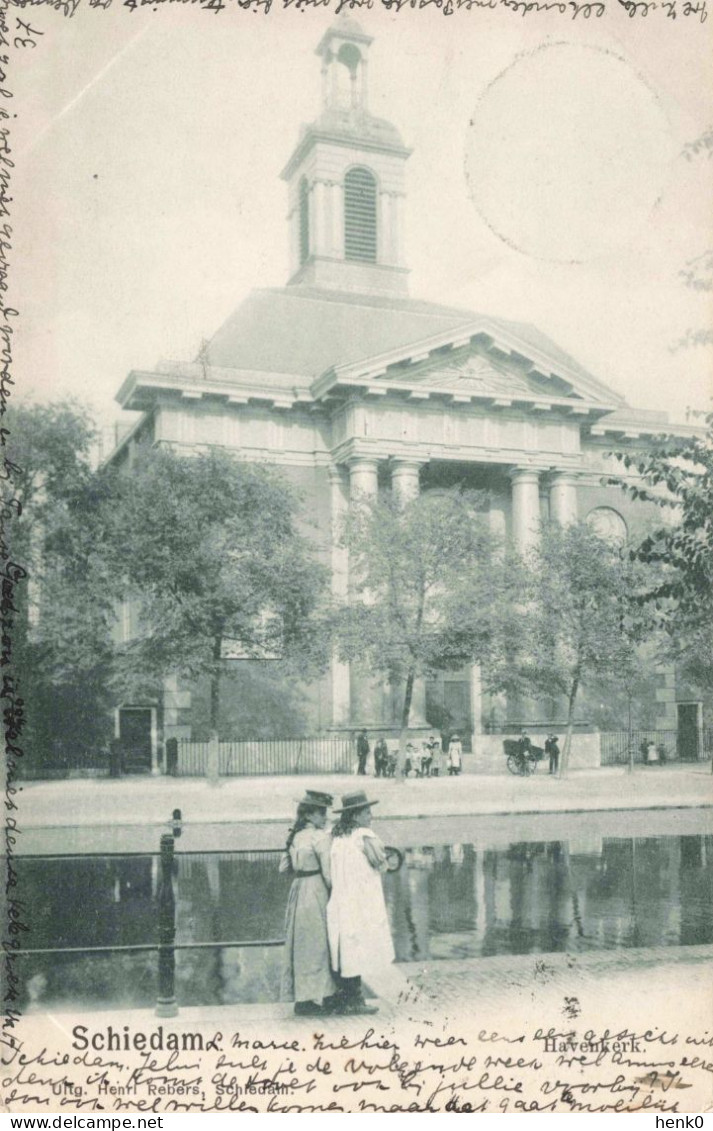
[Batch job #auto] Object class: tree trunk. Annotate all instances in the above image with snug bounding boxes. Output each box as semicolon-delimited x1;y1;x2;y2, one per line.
210;636;223;737
557;673;579;780
207;637;222;786
394;669;415;781
627;686;634;775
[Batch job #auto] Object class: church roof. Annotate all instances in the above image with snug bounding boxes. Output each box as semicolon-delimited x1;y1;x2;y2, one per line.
315;14;373;52
205;285;625;405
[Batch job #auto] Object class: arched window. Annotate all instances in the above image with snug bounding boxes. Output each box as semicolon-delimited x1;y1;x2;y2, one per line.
586;507;628;546
299;177;310;266
334;43;362;109
344;167;377;263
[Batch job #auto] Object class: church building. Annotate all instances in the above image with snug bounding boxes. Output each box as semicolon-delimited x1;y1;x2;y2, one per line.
110;17;702;768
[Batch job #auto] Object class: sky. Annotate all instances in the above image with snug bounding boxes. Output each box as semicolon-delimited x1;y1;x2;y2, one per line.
13;3;713;445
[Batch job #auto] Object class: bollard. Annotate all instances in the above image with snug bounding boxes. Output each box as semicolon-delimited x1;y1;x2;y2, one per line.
172;808;182;839
155;833;178;1018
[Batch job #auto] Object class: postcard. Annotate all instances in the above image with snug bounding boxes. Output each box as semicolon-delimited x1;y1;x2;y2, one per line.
3;0;712;1114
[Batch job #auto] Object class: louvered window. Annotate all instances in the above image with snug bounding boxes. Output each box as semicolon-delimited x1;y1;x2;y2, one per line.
299;177;310;266
344;167;377;263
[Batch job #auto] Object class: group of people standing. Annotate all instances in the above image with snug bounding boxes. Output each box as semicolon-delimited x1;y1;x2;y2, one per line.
356;730;464;778
280;788;394;1017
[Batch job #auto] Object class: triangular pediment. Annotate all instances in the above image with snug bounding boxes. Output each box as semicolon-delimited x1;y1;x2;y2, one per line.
389;345;578;401
312;316;625;412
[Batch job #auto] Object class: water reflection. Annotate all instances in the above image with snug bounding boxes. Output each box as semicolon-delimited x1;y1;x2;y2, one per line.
17;835;712;1010
387;836;713;961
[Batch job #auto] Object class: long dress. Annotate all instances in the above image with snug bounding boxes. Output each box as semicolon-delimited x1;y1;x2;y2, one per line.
281;826;337;1003
448;739;463;773
327;827;395;979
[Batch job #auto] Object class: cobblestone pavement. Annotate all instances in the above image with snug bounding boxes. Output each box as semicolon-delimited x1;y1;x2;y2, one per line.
19;944;711;1030
396;944;713;1015
15;945;713;1114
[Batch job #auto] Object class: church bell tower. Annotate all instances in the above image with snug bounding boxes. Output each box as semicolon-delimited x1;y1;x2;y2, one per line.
281;17;411;298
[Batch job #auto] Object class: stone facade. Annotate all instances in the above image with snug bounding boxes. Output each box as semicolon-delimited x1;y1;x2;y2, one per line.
110;16;704;756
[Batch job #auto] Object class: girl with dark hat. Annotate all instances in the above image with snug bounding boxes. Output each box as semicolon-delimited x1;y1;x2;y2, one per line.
327;790;395;1015
280;791;337;1016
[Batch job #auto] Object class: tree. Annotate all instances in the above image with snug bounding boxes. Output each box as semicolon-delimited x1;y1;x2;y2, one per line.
5;401;118;770
334;488;517;770
516;522;657;777
189;662;313;740
608;415;713;693
4;399;98;565
673;126;713;351
609;124;713;732
108;445;329;740
29;466;121;767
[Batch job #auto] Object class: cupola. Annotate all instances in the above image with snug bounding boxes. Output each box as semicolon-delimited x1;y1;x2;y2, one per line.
281;16;411;298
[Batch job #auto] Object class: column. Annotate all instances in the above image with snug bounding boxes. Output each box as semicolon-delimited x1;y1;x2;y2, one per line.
489;494;507;555
321;58;329;110
288;205;300;276
359;56;368;111
549;474;578;722
349;456;379;500
322;180;335;258
549;471;578;525
394;193;406;268
487;502;506;730
508;468;541;727
329;466;350;727
391;459;427;726
330;55;339;107
313;180;324;257
348;458;381;725
308;182;317;262
391;458;421;503
509;468;541;553
332;181;344;259
378;192;391;266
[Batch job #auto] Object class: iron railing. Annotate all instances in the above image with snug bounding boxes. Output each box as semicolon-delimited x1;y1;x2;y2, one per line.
176;735;354;777
600;729;712;766
15;829;287;1017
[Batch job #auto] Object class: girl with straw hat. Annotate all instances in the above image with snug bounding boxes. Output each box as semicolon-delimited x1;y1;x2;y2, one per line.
327;790;395;1015
280;791;337;1017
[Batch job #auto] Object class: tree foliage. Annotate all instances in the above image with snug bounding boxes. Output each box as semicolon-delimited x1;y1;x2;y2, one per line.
516;522;657;775
609;416;713;690
673;126;713;351
9;404;331;764
5;399;97;563
108;445;329;734
334;488;519;752
6;400;117;768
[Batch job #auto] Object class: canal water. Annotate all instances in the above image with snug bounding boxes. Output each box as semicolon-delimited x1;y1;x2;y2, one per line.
16;833;712;1011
